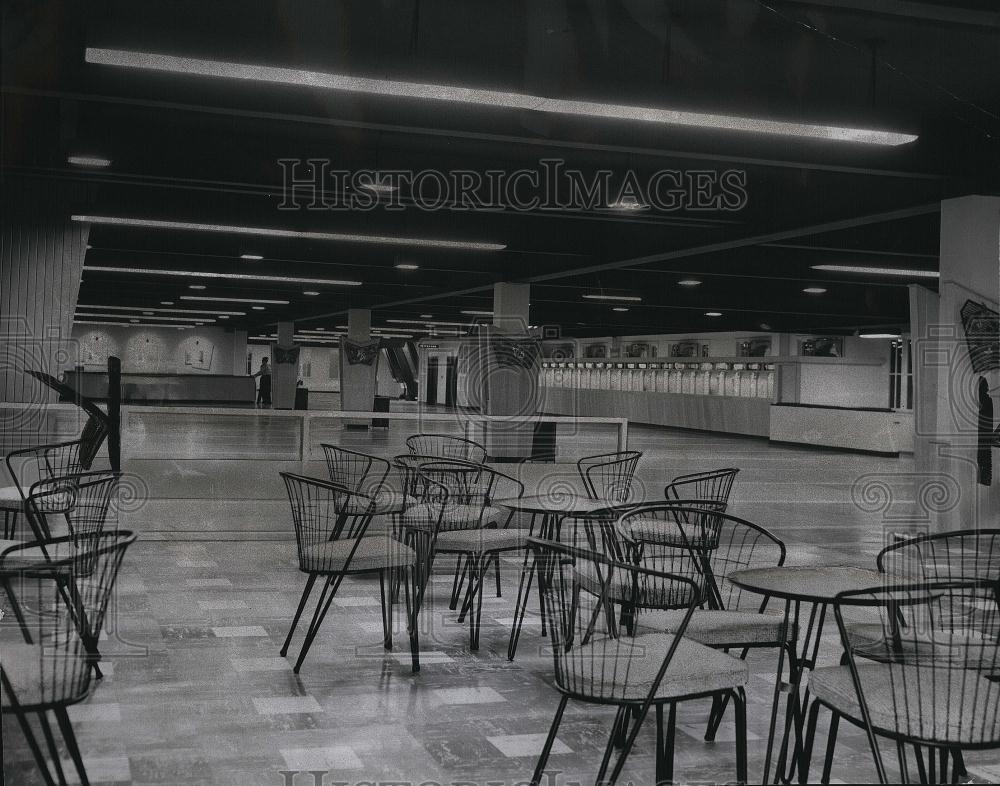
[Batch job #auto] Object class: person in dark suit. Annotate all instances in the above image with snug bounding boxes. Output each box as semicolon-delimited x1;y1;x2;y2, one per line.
253;357;272;408
978;377;993;486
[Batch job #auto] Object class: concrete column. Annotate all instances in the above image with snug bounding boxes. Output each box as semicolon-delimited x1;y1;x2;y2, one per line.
347;309;371;341
232;330;248;375
493;283;531;333
341;309;378;418
912;196;1000;533
270;321;298;409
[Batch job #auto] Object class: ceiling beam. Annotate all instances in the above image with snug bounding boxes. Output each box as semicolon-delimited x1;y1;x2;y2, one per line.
770;0;1000;28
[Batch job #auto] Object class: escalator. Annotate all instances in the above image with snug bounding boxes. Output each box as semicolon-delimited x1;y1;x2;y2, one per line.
382;340;419;400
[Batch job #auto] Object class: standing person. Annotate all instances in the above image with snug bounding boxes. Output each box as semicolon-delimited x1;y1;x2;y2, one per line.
253;357;272;408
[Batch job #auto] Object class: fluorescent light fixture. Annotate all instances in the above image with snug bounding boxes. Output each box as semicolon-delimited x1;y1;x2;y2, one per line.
76;319;191;329
583;294;642;302
68;155;111;167
77;304;245;315
358;179;398;194
705;311;723;317
395;263;419;270
460;310;494;316
76;312;215;323
85;48;918;146
802;287;827;294
160;301;174;305
420;314;433;319
607;197;649;211
252;306;266;310
387;318;467;327
129;319;140;323
860;333;901;339
812;265;939;279
71;214;505;251
612;307;629;312
142;311;153;315
85;266;362;287
240;254;263;260
180;296;290;304
303;290;320;296
218;315;229;319
678;279;702;287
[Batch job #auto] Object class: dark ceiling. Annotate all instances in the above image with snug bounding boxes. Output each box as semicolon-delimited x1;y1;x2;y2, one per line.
3;0;999;340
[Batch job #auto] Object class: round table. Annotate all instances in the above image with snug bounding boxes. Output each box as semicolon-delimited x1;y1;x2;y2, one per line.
494;493;638;660
728;565;887;785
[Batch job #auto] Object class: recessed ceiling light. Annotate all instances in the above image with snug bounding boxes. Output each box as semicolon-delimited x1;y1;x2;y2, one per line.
678;279;702;287
71;215;505;252
240;254;263;260
195;322;205;325
705;311;723;317
802;287;827;294
303;290;320;296
612;307;629;312
358;179;398;194
252;306;266;310
85;47;918;146
811;265;939;278
68;155;111;167
85;267;362;287
142;311;153;315
460;310;494;316
860;332;902;339
607;197;649;211
420;314;433;319
582;294;642;302
129;319;140;323
181;296;289;304
395;263;419;270
160;301;174;305
218;315;229;319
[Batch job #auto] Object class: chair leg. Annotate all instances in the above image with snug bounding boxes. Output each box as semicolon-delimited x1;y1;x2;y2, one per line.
293;574;342;673
469;554;493;651
801;698;821;786
820;709;840;784
494;556;502;598
37;710;70;786
54;706;90;786
705;692;729;742
613;705;631;749
379;569;393;651
732;689;748;786
280;573;318;657
3;578;33;643
949;749;966;781
403;565;420;673
531;695;569;786
449;554;468;611
8;707;57;786
653;702;677;785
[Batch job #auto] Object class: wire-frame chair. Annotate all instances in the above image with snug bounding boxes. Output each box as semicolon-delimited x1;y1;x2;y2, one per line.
405;433;487;463
278;473;418;673
802;579;1000;785
526;537;749;786
576;450;643;504
321;444;394;525
2;415;110;540
0;530;136;786
807;528;1000;783
663;468;739;506
407;460;524;649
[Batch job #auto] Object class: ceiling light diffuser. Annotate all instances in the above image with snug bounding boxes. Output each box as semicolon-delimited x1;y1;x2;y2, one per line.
811;265;939;278
240;254;263;260
583;294;642;302
705;311;723;317
76;312;216;323
181;296;290;304
85;48;917;145
860;333;902;339
395;263;419;270
71;214;505;251
78;304;245;315
68;155;111;167
802;287;827;294
85;267;362;286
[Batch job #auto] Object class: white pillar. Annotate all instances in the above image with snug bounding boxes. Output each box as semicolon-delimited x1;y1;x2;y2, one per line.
270;321;298;409
493;282;531;333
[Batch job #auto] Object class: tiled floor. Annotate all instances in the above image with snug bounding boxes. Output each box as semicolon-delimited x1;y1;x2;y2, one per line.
3;424;999;784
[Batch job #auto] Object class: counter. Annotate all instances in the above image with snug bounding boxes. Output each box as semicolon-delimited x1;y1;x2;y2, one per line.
769;404;914;455
64;371;256;406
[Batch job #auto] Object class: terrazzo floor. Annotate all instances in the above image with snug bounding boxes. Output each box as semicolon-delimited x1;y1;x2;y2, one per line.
3;424;999;785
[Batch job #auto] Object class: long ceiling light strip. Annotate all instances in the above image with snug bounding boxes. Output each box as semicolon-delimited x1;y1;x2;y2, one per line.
85;47;917;146
582;294;643;302
76;319;192;329
76;312;216;323
180;296;290;304
85;266;362;286
78;304;246;315
812;265;939;278
71;214;504;252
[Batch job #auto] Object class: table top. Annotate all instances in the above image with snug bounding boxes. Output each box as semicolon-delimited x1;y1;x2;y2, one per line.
493;493;638;515
728;565;888;604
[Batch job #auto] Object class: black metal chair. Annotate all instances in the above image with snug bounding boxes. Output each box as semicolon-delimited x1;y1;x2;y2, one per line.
405;433;486;463
806;528;1000;783
278;473;418;673
576;450;643;504
803;579;1000;784
527;537;749;786
2;415;110;540
0;530;136;786
663;467;739;505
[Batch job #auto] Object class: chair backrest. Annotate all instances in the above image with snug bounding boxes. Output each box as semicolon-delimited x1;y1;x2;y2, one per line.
617;503;785;612
528;536;699;703
834;579;1000;757
576;450;642;503
405;433;486;463
664;468;739;505
25;471;121;543
280;473;378;572
415;460;523;532
877;529;1000;582
321;444;390;497
0;530;136;708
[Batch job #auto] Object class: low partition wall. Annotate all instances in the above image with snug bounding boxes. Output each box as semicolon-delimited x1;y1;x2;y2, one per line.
769;404;914;455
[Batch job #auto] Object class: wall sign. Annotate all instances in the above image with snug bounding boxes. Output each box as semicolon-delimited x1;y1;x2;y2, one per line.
343;339;380;365
273;345;300;365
